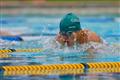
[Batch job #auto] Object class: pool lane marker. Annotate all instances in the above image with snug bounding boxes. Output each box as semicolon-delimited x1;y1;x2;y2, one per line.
0;49;12;58
0;62;120;76
1;62;119;71
0;50;13;54
0;48;43;54
0;53;11;58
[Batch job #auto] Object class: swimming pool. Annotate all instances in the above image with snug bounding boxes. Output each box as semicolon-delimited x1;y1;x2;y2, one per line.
0;14;120;80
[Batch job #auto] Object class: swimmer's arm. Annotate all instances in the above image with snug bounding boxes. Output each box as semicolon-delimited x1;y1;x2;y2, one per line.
52;39;65;49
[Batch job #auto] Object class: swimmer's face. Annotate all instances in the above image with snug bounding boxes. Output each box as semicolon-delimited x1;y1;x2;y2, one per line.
56;32;76;46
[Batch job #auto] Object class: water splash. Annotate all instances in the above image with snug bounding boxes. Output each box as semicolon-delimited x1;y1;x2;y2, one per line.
41;37;120;59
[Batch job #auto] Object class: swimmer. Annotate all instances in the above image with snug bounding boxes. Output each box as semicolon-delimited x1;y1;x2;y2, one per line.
56;13;102;54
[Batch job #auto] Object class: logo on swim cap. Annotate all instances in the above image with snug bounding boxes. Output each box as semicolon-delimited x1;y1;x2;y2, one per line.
71;18;80;23
60;13;81;36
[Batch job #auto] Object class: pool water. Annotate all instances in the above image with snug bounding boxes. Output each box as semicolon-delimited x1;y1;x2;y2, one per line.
0;14;120;80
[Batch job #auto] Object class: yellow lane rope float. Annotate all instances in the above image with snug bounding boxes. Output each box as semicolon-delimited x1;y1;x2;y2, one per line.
88;68;120;73
87;62;120;68
4;69;84;76
0;53;11;58
0;48;43;54
4;68;119;76
0;62;119;76
0;50;13;54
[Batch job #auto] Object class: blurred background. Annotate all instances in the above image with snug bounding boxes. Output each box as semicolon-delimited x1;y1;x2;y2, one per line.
1;0;119;16
0;0;120;41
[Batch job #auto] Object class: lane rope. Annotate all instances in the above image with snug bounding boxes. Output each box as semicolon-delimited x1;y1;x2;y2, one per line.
0;62;119;76
0;53;11;58
0;48;43;54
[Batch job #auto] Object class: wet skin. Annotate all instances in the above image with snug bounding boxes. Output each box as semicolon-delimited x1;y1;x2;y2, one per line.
56;29;102;47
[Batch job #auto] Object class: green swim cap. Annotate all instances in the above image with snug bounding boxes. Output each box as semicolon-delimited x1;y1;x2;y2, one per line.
60;13;81;36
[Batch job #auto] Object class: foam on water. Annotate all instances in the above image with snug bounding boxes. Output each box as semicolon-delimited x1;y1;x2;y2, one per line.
41;37;120;59
1;35;120;58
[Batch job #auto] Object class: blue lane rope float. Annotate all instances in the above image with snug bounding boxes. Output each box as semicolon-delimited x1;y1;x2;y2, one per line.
0;62;119;76
0;48;43;54
0;36;23;41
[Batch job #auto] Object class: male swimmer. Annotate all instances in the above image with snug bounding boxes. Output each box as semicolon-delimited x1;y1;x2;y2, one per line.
56;13;102;53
